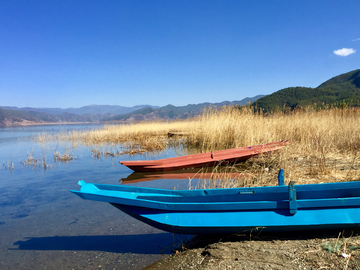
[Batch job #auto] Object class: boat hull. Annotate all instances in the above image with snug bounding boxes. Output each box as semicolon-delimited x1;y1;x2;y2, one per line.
72;180;360;234
112;203;360;234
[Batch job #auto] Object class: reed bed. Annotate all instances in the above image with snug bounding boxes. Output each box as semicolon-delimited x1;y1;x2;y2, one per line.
40;121;192;153
186;106;360;187
187;106;360;187
186;105;360;153
38;105;360;187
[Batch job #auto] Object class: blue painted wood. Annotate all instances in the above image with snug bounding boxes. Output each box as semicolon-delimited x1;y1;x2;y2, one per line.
278;168;285;186
71;180;360;234
288;181;297;215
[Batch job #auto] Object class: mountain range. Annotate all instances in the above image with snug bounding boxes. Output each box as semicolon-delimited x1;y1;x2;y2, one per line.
0;96;263;127
102;96;264;122
1;68;359;127
1;104;158;116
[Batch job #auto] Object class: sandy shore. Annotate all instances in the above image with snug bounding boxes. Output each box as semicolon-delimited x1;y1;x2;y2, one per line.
144;229;360;269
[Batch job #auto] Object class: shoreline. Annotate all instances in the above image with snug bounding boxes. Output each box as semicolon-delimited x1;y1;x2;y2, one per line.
0;121;102;128
0;119;141;128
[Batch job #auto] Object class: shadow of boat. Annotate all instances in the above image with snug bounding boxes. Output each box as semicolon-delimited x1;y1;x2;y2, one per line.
12;233;178;254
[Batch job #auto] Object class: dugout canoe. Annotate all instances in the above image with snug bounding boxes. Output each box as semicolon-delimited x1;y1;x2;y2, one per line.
119;140;290;172
71;178;360;234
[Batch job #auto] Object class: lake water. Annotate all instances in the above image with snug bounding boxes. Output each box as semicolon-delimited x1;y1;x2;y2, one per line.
0;124;193;270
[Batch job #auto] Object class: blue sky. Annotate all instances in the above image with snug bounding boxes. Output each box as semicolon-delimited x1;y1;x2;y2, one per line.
1;0;359;108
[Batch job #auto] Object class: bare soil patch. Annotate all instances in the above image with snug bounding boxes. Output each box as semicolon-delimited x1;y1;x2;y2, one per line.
145;229;360;270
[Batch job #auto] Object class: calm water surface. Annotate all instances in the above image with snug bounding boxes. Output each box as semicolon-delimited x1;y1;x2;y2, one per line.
0;124;192;270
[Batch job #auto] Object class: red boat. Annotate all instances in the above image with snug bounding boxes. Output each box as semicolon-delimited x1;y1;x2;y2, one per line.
119;140;290;172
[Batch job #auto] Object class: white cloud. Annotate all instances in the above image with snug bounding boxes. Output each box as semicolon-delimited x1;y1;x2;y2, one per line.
333;48;356;56
353;38;360;41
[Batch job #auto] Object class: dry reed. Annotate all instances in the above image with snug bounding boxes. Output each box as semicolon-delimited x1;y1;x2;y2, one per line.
21;149;53;170
54;150;73;162
2;156;15;172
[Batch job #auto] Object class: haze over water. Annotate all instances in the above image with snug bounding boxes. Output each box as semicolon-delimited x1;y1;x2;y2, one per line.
0;124;190;270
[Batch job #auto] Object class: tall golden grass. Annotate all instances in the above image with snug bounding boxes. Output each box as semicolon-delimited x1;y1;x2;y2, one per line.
187;105;360;154
39;105;360;186
186;105;360;186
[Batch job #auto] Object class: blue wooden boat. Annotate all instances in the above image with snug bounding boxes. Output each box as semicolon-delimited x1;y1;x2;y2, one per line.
71;177;360;234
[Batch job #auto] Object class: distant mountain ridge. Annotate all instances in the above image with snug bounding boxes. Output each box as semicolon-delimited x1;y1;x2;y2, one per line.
1;104;157;115
0;96;264;126
103;95;265;122
0;107;107;126
3;68;358;127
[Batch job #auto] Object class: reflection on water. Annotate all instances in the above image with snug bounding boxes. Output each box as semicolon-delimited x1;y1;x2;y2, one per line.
0;124;191;270
120;169;204;183
120;167;252;188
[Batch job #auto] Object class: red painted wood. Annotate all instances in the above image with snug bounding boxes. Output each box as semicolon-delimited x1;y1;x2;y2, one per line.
119;140;290;172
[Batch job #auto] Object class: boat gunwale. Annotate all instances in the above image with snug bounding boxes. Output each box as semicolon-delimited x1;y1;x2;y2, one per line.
71;180;360;211
72;189;360;211
76;180;360;195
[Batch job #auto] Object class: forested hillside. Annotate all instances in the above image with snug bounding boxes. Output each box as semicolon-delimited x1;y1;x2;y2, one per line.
254;69;360;112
